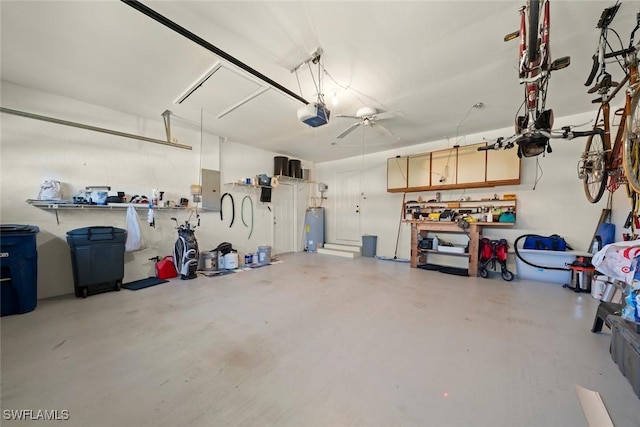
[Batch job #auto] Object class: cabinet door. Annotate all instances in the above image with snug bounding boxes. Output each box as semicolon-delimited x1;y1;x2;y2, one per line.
387;157;408;190
431;149;457;185
487;147;520;182
408;154;431;188
457;143;487;184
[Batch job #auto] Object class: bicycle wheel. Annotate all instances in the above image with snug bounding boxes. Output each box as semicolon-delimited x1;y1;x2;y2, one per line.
582;128;607;203
528;0;540;64
623;88;640;195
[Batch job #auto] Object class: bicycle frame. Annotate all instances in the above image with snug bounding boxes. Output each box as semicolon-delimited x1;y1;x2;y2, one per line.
580;2;640;203
519;0;550;115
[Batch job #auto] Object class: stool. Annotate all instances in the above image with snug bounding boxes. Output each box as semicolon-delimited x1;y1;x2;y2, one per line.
591;301;624;333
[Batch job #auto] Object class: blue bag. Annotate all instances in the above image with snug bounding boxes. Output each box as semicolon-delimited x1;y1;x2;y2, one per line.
523;234;569;251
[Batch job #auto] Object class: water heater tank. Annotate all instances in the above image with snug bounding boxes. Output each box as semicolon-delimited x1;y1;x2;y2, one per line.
304;207;325;252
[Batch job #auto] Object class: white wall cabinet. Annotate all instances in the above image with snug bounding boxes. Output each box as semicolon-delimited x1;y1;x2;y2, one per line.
387;156;408;190
388;143;520;193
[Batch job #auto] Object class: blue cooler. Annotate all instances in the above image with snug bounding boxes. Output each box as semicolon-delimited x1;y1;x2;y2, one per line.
1;225;40;316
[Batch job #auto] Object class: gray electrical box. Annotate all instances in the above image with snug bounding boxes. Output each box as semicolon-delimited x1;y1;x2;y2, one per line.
201;169;220;211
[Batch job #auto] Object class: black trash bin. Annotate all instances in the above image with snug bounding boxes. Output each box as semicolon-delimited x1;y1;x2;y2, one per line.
1;225;40;316
66;226;126;298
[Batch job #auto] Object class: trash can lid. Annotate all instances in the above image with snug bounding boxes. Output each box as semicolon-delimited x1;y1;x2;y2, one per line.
0;224;40;234
67;226;126;236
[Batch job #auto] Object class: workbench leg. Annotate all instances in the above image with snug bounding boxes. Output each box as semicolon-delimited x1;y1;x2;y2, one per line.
410;222;418;268
467;226;479;276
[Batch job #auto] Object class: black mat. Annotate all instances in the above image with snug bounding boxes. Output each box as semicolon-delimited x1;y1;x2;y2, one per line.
122;277;169;291
417;264;469;276
438;266;469;277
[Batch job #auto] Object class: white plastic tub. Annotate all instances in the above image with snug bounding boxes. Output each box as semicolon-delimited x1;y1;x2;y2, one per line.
515;249;580;284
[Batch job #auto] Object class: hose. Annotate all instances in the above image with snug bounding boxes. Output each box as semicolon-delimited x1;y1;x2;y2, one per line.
514;234;571;271
220;193;235;227
241;195;254;239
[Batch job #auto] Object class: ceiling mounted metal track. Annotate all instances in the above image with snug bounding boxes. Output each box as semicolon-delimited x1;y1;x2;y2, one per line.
121;0;310;106
1;107;192;150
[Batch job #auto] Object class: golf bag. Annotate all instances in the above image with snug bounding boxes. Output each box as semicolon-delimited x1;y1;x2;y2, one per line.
173;226;199;280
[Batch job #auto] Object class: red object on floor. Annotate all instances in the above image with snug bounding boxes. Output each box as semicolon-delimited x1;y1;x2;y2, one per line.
156;256;178;279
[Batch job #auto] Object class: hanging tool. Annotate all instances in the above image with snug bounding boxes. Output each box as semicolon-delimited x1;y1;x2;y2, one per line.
220;193;235;227
393;193;406;259
623;191;639;240
241;195;254;239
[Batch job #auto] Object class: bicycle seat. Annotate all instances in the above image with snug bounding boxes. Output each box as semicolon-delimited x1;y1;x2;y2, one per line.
587;73;619;94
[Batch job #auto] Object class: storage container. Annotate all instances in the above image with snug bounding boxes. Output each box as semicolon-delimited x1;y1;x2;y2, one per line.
274;156;289;176
437;245;466;254
257;245;272;264
66;226;126;298
0;225;39;316
362;235;377;257
515;249;578;284
608;315;640;398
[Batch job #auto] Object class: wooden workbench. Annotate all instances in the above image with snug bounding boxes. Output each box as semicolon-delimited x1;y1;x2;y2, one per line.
405;220;514;276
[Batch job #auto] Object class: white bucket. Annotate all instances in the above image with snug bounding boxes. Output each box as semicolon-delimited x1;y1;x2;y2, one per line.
223;252;238;269
257;245;272;264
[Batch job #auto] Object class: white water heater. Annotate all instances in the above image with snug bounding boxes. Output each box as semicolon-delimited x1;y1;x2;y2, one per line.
304;207;325;252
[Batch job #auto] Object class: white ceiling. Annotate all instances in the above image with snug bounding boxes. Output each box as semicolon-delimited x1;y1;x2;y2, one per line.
1;1;637;162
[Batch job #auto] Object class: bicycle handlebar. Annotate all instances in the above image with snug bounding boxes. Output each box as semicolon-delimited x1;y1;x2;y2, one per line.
478;125;597;152
539;127;597;140
477;135;518;151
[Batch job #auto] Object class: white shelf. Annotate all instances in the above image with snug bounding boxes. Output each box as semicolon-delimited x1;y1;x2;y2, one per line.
26;200;187;210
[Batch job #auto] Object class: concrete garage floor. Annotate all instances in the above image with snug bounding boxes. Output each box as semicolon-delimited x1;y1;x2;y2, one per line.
1;253;639;427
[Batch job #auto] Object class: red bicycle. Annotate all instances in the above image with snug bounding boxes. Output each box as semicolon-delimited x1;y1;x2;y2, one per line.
480;0;571;155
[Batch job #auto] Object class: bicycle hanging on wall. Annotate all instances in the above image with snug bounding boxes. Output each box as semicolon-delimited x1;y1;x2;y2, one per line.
479;0;571;157
578;2;640;204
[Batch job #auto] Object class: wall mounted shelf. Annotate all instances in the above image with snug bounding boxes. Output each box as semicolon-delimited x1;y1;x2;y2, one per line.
26;200;190;224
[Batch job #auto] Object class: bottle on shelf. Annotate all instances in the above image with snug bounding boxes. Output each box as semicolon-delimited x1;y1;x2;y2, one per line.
433;235;439;250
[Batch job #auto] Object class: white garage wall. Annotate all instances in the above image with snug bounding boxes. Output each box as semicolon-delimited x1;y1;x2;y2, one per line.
316;110;630;265
1;82;311;298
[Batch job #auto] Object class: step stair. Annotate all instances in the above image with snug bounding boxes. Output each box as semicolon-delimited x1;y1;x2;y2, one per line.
317;243;361;259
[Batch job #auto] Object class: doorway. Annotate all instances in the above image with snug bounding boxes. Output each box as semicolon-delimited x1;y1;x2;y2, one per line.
335;170;361;243
272;183;295;255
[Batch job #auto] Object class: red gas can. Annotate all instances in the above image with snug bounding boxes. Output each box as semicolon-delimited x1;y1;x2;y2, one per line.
156;256;178;279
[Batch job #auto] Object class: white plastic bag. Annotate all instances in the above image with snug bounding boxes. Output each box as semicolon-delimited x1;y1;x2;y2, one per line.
591;240;640;287
38;180;62;200
125;205;143;252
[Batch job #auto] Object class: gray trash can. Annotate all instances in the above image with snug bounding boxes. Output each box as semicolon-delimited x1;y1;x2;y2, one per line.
362;235;377;257
66;226;126;298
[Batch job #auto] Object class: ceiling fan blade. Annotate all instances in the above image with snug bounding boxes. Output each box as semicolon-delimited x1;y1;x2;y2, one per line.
337;122;361;139
372;111;396;120
372;122;398;140
335;114;360;119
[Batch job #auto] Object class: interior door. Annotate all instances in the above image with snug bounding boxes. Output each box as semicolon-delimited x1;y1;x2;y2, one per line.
335;170;361;242
272;183;295;255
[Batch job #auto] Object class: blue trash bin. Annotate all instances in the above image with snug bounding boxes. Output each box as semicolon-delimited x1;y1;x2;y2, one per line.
1;224;40;316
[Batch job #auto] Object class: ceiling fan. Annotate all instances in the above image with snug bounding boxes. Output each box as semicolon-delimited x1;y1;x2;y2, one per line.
335;106;398;140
